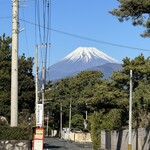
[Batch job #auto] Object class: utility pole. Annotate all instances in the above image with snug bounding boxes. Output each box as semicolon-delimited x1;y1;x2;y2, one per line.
128;70;133;150
35;44;39;114
85;103;87;120
11;0;19;127
68;99;71;140
60;102;62;138
39;43;50;127
46;111;49;136
42;65;45;127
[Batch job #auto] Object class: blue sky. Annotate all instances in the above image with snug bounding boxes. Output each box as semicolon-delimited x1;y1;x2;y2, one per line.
1;0;150;70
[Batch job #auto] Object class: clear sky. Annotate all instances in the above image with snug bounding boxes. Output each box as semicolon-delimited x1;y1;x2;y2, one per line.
1;0;150;70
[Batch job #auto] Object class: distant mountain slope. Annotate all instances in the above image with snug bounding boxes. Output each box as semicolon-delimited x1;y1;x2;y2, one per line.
65;63;122;79
46;47;121;81
86;63;122;78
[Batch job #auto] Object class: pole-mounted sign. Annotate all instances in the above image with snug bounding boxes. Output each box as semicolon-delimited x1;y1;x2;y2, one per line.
36;104;43;127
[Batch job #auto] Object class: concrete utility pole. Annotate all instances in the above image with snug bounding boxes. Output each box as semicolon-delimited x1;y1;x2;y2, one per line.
11;0;19;127
68;99;71;140
85;103;87;120
46;111;49;136
42;66;45;126
128;70;133;150
60;102;62;138
37;43;50;127
35;45;39;114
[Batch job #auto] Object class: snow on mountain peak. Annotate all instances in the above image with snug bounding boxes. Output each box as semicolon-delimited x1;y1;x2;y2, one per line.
47;47;121;81
63;47;119;63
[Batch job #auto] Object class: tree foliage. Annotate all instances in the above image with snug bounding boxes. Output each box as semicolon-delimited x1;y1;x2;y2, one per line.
44;54;150;149
110;0;150;37
0;34;11;117
0;34;35;123
71;114;84;131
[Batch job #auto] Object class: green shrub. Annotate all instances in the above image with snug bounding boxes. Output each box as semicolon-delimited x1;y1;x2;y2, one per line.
90;111;103;150
90;109;123;150
0;126;32;140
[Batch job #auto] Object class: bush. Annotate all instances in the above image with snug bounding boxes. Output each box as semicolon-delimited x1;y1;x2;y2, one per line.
0;126;32;140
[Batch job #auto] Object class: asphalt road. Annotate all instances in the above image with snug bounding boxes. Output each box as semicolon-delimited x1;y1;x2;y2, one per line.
44;137;93;150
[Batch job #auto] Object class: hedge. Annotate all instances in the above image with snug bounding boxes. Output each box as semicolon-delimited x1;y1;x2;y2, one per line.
0;126;32;140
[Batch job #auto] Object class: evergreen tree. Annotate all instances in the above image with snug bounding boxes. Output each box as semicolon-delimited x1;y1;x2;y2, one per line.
111;54;150;127
0;34;35;121
0;34;11;117
110;0;150;37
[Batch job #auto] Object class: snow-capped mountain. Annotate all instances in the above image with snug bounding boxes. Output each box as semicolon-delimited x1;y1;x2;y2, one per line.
63;47;118;64
46;47;121;81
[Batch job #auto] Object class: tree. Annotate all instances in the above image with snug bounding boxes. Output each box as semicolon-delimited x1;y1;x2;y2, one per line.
44;71;104;129
71;114;84;131
133;82;150;127
0;34;11;117
18;54;35;113
110;0;150;37
90;111;103;150
0;34;35;121
111;54;150;127
90;109;123;150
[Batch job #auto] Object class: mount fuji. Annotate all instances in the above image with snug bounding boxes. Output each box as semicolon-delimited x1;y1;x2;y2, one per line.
46;47;122;81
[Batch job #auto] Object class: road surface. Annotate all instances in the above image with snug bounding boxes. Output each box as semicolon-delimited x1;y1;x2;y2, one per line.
44;137;93;150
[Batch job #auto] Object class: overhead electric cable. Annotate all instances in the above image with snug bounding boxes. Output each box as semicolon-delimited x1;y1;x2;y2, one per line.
19;18;150;52
47;0;51;69
20;2;29;55
34;0;37;44
37;0;42;45
43;0;46;44
44;0;52;81
37;0;43;63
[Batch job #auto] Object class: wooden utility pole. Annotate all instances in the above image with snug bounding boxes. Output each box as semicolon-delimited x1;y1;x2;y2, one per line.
11;0;19;127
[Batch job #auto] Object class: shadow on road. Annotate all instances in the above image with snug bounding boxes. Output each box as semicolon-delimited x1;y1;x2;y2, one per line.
44;143;62;149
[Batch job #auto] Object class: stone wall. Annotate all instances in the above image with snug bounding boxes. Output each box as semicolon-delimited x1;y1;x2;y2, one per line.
0;140;31;150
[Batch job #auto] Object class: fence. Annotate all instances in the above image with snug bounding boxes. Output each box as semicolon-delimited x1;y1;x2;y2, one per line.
101;128;150;150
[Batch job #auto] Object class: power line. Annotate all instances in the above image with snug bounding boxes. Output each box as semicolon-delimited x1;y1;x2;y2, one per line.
19;18;150;52
37;0;42;46
1;16;150;52
20;1;29;56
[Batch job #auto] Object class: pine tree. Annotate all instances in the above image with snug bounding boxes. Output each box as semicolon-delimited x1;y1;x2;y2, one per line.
110;0;150;37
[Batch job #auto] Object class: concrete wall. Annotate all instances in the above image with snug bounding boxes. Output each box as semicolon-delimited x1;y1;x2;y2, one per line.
101;128;150;150
61;130;92;143
0;140;31;150
70;132;92;142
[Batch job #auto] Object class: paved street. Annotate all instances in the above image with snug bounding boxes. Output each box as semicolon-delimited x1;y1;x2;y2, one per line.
44;137;93;150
